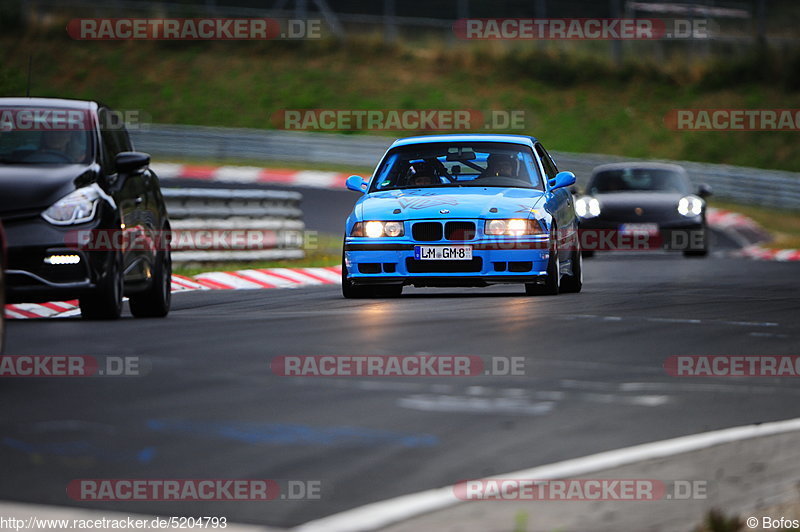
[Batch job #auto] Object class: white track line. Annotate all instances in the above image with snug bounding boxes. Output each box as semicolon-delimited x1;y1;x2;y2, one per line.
294;416;800;532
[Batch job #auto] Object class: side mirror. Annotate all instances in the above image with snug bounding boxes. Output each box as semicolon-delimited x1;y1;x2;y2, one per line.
115;151;150;174
549;171;576;190
697;183;713;198
346;175;367;193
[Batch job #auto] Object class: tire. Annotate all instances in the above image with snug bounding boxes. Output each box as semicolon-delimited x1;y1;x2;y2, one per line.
129;248;172;318
683;227;709;258
525;231;560;296
341;250;402;299
80;252;123;320
0;263;5;354
341;251;370;299
560;245;583;294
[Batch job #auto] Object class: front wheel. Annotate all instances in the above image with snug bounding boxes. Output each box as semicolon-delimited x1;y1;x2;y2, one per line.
342;253;370;299
0;262;5;354
683;228;709;257
559;244;583;294
129;248;172;318
80;253;123;319
341;250;402;298
525;235;560;296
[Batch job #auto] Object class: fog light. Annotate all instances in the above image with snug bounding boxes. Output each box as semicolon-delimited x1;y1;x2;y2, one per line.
44;254;81;265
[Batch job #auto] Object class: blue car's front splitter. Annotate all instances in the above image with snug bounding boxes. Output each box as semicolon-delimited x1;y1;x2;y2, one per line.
344;239;550;287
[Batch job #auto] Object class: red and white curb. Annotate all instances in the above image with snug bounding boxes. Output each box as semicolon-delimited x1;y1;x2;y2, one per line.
4;266;342;319
737;245;800;261
707;208;800;262
706;207;763;231
152;163;350;190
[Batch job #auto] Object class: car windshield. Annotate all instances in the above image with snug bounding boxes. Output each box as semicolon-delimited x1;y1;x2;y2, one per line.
588;168;690;194
0;107;93;164
370;142;543;192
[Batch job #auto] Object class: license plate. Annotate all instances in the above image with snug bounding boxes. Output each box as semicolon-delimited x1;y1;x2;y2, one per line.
619;223;659;236
414;245;473;261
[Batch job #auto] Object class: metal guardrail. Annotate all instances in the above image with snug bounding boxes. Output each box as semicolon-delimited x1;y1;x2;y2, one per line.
161;188;305;262
135;125;800;210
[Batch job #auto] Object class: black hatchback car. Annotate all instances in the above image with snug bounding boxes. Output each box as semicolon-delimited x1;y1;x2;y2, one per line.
0;97;171;319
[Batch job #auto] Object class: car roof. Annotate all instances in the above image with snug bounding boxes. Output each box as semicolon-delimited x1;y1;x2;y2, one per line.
390;134;538;148
592;162;687;174
0;97;98;111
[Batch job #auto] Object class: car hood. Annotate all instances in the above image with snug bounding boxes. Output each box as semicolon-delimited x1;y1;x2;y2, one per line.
589;192;694;221
0;164;98;216
357;187;547;221
592;191;688;207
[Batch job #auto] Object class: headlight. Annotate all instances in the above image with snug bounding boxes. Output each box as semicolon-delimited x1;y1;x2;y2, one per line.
677;195;704;217
484;219;543;236
350;221;405;238
575;197;601;218
42;186;100;225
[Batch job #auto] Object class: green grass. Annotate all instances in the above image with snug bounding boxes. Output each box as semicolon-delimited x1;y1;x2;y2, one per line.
2;33;800;172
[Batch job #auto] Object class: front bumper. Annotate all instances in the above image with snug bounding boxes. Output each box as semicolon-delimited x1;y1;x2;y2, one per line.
344;237;551;287
2;214;112;303
577;216;706;252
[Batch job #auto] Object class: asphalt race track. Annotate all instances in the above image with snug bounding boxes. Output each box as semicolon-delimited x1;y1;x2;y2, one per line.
3;231;799;527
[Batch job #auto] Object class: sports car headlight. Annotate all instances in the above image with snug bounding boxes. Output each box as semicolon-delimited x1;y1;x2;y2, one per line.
677;195;704;217
350;221;405;238
42;186;100;225
484;219;542;236
575;197;601;218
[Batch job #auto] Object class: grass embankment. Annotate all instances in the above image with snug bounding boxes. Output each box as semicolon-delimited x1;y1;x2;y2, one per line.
2;32;800;171
2;32;798;273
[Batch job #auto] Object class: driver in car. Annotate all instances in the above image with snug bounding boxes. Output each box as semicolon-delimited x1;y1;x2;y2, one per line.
483;154;518;178
408;161;440;187
38;130;82;161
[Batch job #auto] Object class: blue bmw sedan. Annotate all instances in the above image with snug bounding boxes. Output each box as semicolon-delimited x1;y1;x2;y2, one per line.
342;134;582;298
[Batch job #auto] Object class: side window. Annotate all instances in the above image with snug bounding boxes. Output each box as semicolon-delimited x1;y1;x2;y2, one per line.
123;129;133;152
114;114;133;152
535;143;558;180
98;108;121;170
113;128;131;154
